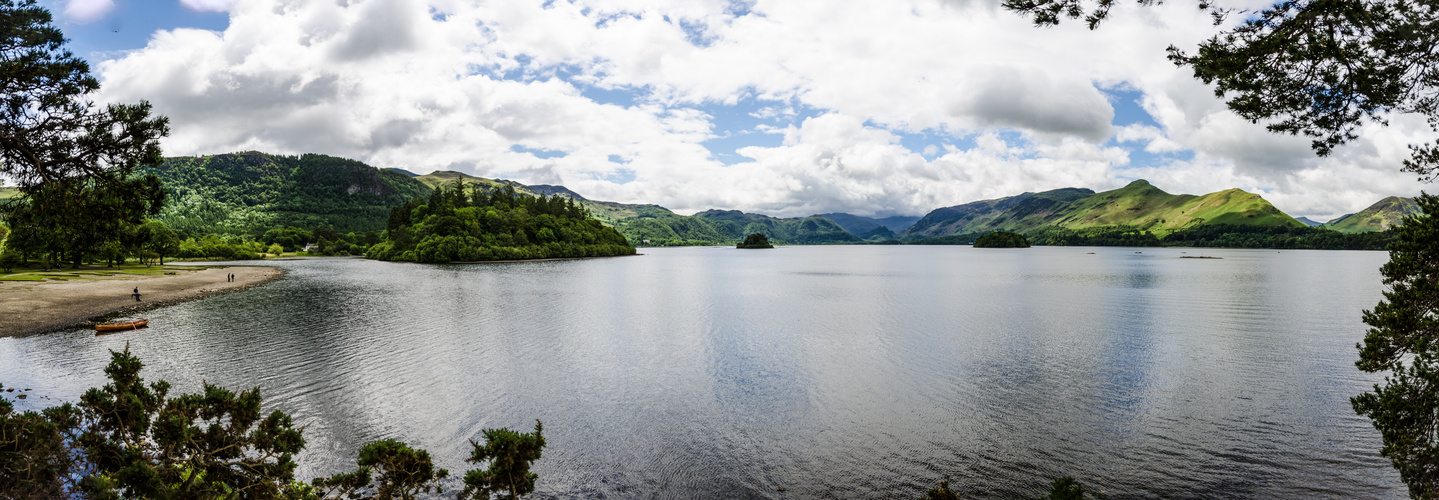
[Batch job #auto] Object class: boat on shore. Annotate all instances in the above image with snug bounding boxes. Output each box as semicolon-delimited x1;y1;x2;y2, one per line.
95;318;148;333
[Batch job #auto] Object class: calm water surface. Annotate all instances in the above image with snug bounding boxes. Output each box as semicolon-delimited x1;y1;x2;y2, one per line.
0;246;1402;498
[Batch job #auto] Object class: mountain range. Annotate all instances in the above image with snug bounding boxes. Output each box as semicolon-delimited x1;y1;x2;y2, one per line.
133;151;1418;243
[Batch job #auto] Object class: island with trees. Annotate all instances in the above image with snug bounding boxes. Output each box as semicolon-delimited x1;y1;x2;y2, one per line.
973;231;1031;248
736;233;774;249
365;181;636;262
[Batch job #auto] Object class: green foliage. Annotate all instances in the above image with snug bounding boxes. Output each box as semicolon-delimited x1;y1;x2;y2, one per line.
313;439;449;500
1159;223;1396;250
904;233;982;245
459;421;545;500
136;220;180;265
143;152;432;235
0;0;169;190
1353;193;1439;497
3;174;166;268
2;351;550;500
0;348;307;499
737;233;774;249
0;382;74;498
262;227;313;252
174;234;261;261
974;231;1030;248
370;182;635;263
1026;226;1161;247
0;247;22;271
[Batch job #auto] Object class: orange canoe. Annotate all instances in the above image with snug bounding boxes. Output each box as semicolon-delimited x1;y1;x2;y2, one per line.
95;318;148;332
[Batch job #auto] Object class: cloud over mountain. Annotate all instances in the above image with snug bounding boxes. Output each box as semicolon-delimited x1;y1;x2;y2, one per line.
93;0;1430;219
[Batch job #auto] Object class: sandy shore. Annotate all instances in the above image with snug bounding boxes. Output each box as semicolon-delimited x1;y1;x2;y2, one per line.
0;266;282;338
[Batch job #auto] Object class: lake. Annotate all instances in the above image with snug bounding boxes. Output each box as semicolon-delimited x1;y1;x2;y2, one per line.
0;246;1403;498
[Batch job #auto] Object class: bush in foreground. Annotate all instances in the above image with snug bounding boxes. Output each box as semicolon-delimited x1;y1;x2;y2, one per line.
0;349;546;500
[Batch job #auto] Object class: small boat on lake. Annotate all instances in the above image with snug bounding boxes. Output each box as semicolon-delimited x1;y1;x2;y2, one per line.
95;318;148;333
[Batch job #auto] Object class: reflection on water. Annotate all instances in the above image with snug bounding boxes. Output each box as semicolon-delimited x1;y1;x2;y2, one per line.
0;246;1402;498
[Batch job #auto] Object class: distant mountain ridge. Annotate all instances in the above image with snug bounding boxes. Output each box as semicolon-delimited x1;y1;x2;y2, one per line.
817;213;921;235
900;180;1304;239
142;152;1415;245
1323;196;1420;233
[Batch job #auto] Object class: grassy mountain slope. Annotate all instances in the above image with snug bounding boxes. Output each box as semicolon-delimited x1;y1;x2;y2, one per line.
1046;180;1303;236
1324;196;1419;233
144;152;431;234
901;180;1303;239
901;187;1095;238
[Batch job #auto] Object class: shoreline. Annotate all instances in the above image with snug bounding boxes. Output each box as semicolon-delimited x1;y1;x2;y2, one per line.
0;266;283;338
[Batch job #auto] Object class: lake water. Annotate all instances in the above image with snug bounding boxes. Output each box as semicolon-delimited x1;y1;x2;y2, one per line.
0;246;1404;498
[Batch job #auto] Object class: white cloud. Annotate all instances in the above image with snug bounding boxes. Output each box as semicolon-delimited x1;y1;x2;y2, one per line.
179;0;234;12
91;0;1430;219
64;0;112;21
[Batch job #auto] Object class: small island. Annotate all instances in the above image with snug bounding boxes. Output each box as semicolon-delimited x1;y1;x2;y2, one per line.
737;233;774;249
974;231;1030;248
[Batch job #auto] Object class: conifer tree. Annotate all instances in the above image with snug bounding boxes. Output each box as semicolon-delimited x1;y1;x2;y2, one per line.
1353;193;1439;497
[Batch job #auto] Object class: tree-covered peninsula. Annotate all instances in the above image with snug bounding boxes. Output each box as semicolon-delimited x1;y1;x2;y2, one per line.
366;181;635;263
973;231;1030;248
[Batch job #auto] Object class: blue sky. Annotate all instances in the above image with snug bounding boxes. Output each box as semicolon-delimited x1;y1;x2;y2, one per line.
57;0;1428;219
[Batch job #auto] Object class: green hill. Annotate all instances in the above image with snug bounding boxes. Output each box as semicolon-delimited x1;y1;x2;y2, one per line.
1324;196;1420;233
901;180;1304;239
901;187;1095;238
143;152;432;234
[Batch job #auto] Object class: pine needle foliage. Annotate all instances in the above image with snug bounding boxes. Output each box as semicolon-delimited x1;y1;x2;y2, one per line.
1354;193;1439;498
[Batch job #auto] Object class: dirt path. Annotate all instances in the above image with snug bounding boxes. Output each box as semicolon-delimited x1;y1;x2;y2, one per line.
0;266;282;337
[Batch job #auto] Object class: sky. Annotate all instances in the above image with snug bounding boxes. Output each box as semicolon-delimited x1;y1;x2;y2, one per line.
42;0;1435;220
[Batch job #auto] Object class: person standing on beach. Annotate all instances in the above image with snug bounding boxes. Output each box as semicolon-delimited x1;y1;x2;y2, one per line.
132;287;140;301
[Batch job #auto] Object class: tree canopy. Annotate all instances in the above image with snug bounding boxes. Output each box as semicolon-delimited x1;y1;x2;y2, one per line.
368;181;635;263
0;0;168;188
1004;0;1439;181
1353;193;1439;497
974;231;1031;248
1;350;549;500
736;233;774;249
0;0;170;268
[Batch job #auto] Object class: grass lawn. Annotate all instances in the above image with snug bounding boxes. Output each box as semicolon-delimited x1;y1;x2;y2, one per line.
0;263;201;282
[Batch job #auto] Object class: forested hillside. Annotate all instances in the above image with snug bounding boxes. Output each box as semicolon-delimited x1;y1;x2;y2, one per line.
143;152;431;234
367;181;635;262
